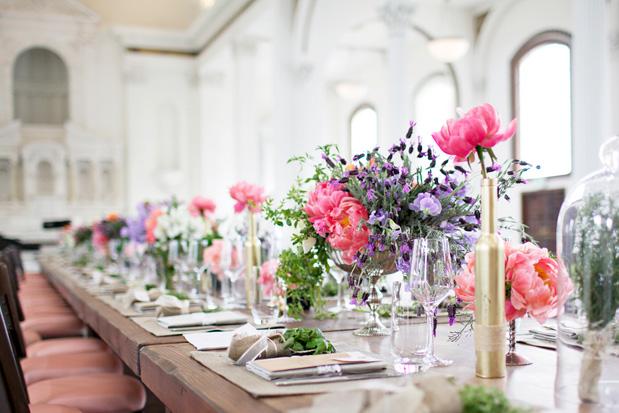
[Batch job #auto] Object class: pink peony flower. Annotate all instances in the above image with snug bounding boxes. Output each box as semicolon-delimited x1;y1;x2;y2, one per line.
455;241;573;323
259;259;279;297
189;196;216;217
432;103;517;162
203;239;239;280
145;208;163;245
229;181;267;213
304;181;370;264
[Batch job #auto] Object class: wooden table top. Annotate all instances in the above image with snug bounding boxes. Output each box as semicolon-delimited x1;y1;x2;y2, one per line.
39;257;186;375
140;328;571;413
38;253;588;412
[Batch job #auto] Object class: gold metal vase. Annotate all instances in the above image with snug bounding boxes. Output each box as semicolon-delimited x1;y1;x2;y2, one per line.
244;211;261;310
474;178;506;378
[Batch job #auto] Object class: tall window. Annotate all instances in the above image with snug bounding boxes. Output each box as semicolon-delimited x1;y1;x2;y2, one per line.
414;73;456;144
349;105;378;157
512;31;572;179
13;47;69;124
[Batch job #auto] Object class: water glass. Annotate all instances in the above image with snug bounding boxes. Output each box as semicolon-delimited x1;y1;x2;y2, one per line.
391;280;427;374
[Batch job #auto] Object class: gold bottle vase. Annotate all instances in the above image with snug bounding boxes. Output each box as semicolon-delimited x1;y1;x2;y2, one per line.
474;178;506;379
244;211;261;310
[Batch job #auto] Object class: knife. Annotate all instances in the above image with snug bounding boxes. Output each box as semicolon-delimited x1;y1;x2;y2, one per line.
272;371;399;386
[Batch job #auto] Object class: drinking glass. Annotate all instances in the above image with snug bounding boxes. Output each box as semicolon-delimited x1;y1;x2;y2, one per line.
391;280;427;374
409;237;455;368
186;239;215;308
220;236;245;309
167;239;183;291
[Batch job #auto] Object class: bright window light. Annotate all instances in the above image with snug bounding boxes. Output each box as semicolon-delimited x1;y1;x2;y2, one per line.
414;74;456;148
517;42;572;178
350;106;378;157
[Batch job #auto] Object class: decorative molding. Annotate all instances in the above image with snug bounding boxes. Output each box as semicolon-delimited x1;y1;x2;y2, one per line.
378;0;415;36
0;0;99;24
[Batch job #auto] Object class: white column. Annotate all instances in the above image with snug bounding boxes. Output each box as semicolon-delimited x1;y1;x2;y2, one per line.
233;38;259;181
572;0;610;179
608;0;619;136
380;0;414;145
271;0;296;198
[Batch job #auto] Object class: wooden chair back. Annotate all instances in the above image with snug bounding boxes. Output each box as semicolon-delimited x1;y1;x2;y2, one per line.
0;251;24;322
0;262;27;358
0;287;29;413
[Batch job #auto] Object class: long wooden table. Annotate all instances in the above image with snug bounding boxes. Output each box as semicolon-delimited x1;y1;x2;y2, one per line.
40;257;186;375
38;253;583;412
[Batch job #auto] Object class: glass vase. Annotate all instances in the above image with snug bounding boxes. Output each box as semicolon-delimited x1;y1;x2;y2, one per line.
556;137;619;409
505;319;531;366
349;251;396;337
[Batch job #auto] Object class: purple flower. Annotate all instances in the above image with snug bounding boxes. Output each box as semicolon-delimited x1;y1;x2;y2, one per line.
366;189;375;201
402;183;411;193
368;209;387;225
410;192;442;216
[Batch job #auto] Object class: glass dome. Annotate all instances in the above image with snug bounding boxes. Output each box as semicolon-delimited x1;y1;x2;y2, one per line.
555;136;619;409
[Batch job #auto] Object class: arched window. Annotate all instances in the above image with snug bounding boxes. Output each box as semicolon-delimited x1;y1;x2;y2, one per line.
36;160;54;196
13;47;69;125
413;73;456;144
349;105;378;157
512;31;572;179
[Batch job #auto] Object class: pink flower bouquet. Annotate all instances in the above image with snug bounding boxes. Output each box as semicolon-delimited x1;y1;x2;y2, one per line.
229;181;266;213
189;196;216;217
455;241;573;323
203;239;238;280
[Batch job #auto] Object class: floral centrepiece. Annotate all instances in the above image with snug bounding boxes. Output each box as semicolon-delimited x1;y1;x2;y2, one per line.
146;199;218;290
266;104;532;321
455;241;574;324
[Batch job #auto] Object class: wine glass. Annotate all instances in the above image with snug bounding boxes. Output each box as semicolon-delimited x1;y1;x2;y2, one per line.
167;239;182;292
220;236;245;309
191;239;218;310
409;237;455;368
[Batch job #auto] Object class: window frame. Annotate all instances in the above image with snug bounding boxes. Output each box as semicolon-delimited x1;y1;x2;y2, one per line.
348;103;379;158
510;30;573;179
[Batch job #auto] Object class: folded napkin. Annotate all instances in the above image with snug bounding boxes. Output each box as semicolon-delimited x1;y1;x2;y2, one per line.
157;310;248;329
121;288;159;309
185;331;236;350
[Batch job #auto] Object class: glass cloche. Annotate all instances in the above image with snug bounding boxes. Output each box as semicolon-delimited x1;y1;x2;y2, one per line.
555;136;619;409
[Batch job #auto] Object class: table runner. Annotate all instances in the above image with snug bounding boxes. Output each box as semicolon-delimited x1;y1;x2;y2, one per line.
190;350;404;397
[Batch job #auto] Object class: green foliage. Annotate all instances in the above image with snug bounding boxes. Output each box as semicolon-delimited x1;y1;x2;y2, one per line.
263;148;336;317
275;248;327;319
282;328;335;355
571;193;619;329
460;385;530;413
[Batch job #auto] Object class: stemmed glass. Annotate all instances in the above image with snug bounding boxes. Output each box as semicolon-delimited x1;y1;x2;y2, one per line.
187;240;216;310
167;239;183;292
409;237;455;368
220;236;245;309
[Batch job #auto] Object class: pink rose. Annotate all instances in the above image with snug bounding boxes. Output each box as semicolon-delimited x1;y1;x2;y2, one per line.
259;259;279;297
305;181;370;264
189;196;216;217
229;181;267;213
455;241;573;323
432;103;516;162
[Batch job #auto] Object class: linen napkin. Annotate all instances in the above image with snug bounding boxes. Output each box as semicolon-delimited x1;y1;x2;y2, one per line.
157;310;248;329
